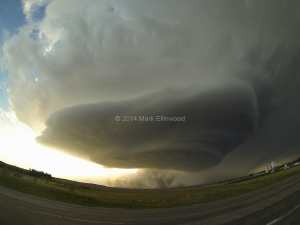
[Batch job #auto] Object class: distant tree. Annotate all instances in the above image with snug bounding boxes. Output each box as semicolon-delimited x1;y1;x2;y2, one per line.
27;168;52;180
70;184;76;192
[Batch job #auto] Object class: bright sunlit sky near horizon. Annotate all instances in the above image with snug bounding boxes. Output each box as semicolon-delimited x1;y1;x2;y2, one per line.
1;0;300;188
0;108;137;185
0;1;137;184
0;112;137;185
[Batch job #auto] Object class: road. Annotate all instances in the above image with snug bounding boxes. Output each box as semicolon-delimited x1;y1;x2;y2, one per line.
1;174;300;225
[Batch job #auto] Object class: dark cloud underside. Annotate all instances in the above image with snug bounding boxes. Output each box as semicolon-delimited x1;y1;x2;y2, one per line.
36;81;257;172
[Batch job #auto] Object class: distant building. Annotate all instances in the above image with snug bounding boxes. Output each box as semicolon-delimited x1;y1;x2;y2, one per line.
265;166;269;174
284;164;289;169
294;162;300;166
268;165;272;171
265;161;277;173
271;160;277;172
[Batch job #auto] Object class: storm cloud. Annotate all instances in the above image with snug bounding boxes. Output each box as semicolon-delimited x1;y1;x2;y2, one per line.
3;0;298;132
2;0;300;184
36;81;258;171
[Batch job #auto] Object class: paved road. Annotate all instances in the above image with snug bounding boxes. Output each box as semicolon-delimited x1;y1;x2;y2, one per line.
1;174;300;225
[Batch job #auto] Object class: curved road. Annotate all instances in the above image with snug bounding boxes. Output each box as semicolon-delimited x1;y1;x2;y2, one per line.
1;174;300;225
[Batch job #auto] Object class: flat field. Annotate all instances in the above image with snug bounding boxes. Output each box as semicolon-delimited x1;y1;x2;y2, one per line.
1;166;300;209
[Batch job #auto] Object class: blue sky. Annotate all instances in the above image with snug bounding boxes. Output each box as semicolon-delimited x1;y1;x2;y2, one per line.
0;0;47;111
0;0;25;111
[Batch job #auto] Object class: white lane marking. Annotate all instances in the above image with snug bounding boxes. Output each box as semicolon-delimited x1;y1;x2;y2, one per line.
266;204;300;225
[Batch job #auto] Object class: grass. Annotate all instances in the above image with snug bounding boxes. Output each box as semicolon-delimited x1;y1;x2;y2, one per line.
1;166;300;209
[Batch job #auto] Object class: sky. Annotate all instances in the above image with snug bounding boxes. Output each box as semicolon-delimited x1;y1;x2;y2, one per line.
1;0;300;188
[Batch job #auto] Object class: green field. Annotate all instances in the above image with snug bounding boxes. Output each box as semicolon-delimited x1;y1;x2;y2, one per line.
1;165;300;209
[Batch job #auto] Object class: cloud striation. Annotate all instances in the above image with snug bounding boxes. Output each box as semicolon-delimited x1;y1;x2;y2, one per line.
36;81;258;171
